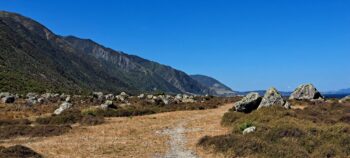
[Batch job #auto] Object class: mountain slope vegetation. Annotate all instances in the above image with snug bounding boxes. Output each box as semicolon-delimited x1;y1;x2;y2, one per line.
0;11;214;94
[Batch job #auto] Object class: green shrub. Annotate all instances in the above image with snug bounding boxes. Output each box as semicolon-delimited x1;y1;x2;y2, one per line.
239;122;253;132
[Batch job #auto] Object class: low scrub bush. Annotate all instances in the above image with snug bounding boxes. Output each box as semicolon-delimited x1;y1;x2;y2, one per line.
0;125;72;139
79;115;104;126
0;119;31;126
239;122;253;132
0;145;42;158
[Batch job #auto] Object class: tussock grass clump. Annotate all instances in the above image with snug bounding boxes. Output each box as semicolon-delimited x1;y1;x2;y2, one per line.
79;115;104;126
0;145;43;158
0;125;72;139
199;101;350;157
0;118;31;126
36;109;82;125
35;109;104;126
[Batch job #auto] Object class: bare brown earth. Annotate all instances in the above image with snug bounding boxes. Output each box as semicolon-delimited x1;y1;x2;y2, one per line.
0;103;233;158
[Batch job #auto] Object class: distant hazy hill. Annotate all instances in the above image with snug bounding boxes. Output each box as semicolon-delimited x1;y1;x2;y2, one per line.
237;90;291;97
0;11;210;94
190;75;236;96
326;88;350;94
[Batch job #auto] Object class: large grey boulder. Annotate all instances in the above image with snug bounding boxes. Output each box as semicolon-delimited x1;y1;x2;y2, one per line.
289;84;323;100
1;96;15;103
234;92;262;113
258;87;286;109
54;102;73;115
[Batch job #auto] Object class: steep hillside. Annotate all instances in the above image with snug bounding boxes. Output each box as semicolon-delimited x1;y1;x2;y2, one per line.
191;75;236;96
0;11;209;94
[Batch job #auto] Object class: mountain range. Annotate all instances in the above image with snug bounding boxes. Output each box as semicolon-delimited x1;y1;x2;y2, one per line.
0;11;234;96
190;75;236;96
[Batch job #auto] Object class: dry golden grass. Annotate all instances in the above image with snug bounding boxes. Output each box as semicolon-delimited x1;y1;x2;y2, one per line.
0;103;234;158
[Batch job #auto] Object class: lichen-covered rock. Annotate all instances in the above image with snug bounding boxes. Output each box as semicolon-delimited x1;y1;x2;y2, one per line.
54;102;72;115
258;88;285;109
258;87;285;109
234;92;262;113
289;84;323;100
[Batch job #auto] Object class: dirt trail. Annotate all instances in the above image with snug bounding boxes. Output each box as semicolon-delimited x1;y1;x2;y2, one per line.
0;103;233;158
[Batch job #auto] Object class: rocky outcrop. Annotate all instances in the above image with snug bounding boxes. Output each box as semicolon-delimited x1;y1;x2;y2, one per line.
234;92;262;113
258;88;286;109
289;84;323;100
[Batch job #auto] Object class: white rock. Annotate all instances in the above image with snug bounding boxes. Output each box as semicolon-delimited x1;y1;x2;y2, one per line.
243;126;256;135
138;94;145;99
54;102;73;115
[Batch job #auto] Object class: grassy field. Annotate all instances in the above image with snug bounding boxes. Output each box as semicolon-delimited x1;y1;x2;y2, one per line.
0;96;239;157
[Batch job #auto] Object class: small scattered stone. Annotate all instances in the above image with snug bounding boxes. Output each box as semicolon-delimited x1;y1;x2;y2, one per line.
243;126;256;135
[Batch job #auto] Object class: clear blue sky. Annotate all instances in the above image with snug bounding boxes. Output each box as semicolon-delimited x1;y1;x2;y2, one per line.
1;0;349;91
